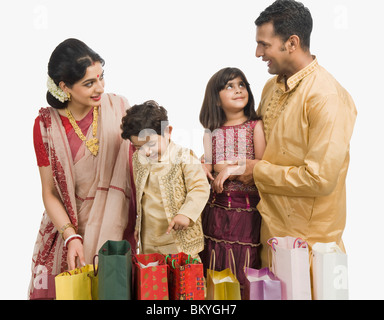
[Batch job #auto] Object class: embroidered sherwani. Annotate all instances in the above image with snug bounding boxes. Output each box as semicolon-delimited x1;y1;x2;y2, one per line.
253;58;357;267
133;141;210;257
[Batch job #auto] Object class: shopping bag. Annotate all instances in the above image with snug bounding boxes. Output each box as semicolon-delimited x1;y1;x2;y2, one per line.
133;253;169;300
98;240;132;300
206;249;241;300
30;269;56;300
312;242;348;300
165;252;205;300
243;249;281;300
267;236;311;300
55;263;98;300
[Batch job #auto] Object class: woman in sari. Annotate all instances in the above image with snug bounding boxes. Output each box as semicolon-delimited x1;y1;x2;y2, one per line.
29;38;136;299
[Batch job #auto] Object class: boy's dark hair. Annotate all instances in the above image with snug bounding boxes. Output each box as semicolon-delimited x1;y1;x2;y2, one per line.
121;100;169;140
255;0;313;50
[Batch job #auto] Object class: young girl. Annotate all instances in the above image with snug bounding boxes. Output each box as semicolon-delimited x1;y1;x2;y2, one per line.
199;67;266;295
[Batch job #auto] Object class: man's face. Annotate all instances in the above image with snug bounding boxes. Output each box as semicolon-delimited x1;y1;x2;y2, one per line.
255;22;290;76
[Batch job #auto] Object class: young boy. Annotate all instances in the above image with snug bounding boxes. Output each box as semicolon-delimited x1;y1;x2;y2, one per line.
121;100;210;258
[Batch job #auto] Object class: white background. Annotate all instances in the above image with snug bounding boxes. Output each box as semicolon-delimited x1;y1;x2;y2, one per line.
0;0;382;300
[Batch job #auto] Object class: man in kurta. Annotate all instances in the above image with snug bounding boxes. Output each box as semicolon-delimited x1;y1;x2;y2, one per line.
237;0;357;267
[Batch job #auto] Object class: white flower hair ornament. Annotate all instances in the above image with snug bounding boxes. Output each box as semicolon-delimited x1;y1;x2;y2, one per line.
47;76;69;103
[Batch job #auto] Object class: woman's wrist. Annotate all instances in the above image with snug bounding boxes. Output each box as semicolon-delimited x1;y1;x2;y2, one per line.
63;227;76;240
59;222;77;239
64;234;83;249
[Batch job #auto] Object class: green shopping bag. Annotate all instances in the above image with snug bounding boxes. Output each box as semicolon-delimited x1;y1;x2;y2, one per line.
98;240;132;300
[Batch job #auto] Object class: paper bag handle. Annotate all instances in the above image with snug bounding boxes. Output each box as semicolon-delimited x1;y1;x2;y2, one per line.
243;248;250;276
228;249;237;279
93;254;99;276
209;249;216;271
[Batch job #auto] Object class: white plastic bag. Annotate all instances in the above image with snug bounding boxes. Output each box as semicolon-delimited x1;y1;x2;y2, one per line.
312;242;348;300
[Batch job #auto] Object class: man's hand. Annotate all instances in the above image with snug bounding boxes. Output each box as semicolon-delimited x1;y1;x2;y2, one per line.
229;159;259;186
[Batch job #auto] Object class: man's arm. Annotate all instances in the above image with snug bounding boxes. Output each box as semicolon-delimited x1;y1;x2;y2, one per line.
253;94;356;197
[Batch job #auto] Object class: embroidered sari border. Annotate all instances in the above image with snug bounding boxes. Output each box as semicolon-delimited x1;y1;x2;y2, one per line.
75;185;129;202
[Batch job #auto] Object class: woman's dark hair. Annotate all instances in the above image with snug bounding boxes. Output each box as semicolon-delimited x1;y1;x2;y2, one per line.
255;0;313;50
46;38;105;109
121;100;169;140
199;67;259;131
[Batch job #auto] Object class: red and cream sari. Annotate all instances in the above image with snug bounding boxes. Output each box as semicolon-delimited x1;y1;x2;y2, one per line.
29;93;136;299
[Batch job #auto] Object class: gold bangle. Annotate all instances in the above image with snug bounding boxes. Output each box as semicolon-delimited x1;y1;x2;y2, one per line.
59;223;76;238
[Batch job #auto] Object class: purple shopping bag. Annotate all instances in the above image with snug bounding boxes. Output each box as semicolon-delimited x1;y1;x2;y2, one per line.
243;267;282;300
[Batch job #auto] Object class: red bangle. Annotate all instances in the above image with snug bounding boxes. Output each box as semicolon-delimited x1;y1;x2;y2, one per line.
65;235;83;249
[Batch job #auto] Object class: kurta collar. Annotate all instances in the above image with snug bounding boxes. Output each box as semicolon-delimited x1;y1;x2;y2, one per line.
277;56;318;92
158;140;174;163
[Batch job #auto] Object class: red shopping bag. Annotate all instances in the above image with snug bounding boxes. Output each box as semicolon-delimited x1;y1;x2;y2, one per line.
165;252;205;300
133;253;169;300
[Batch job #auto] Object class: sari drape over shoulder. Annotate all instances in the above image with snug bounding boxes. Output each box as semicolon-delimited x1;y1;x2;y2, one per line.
29;93;136;299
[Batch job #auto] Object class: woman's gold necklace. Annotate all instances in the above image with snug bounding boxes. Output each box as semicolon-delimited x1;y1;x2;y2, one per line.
65;106;99;156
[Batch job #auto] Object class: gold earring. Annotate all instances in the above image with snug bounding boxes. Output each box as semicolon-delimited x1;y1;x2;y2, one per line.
67;92;71;101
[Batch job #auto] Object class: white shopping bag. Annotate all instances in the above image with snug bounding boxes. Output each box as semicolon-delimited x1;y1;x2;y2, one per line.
268;236;311;300
312;242;348;300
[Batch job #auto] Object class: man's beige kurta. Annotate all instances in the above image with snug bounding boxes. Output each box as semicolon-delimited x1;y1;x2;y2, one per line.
253;58;357;267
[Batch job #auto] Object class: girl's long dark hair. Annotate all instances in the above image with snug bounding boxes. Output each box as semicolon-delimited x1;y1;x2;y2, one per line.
199;67;259;131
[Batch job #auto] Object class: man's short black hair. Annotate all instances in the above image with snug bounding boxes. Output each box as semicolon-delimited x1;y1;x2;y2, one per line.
255;0;313;50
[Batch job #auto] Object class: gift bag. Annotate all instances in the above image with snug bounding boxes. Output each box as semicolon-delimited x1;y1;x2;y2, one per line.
165;253;205;300
312;242;348;300
98;240;132;300
55;263;98;300
267;236;311;300
30;271;56;300
206;249;241;300
243;249;281;300
133;253;169;300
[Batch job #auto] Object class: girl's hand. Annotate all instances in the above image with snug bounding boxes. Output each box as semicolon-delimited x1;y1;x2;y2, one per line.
212;166;231;194
67;238;86;270
202;163;214;182
166;214;191;234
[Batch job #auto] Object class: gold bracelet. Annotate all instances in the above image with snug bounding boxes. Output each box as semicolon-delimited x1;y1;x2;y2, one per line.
59;223;76;239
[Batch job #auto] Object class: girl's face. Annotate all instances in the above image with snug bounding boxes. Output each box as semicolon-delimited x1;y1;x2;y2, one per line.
61;61;105;109
219;76;249;113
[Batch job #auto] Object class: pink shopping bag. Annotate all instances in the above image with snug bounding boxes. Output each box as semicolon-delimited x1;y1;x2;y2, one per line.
267;236;311;300
243;267;282;300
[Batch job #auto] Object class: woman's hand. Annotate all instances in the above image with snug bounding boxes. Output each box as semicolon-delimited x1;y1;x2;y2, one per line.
166;214;191;234
66;238;86;270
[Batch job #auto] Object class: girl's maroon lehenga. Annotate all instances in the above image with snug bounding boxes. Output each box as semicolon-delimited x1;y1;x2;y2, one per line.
199;120;262;294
